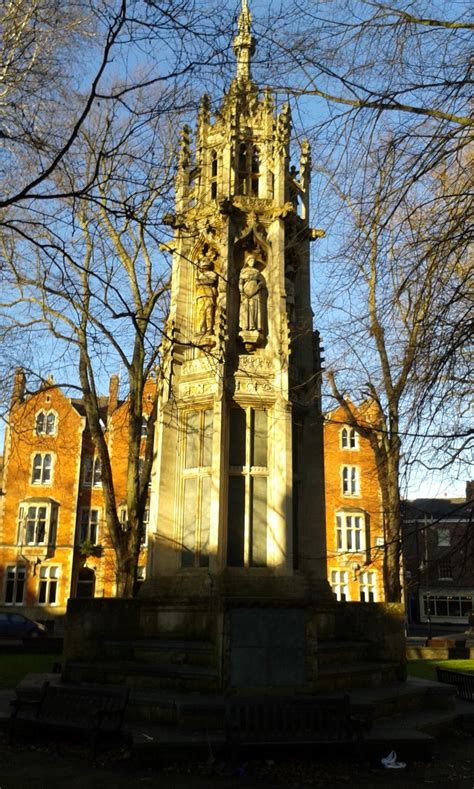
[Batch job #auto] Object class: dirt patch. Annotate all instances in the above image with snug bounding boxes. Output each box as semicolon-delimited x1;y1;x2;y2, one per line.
0;729;473;788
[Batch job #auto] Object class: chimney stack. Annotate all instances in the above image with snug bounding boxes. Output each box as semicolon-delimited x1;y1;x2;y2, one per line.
10;368;25;407
108;375;119;419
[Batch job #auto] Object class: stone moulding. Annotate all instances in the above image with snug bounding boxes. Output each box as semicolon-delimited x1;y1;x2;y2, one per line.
237;354;273;373
179;380;218;400
181;356;219;377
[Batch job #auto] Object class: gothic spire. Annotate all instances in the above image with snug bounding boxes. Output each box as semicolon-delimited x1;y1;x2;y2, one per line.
233;0;255;83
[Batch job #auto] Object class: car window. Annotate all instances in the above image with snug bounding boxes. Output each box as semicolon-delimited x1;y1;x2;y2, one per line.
0;613;8;622
11;614;26;623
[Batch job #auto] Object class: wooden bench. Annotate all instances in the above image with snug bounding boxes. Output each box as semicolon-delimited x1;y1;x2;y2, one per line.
225;695;365;760
436;667;474;702
10;682;130;757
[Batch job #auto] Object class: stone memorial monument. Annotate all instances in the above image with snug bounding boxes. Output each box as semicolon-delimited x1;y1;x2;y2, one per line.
65;1;405;694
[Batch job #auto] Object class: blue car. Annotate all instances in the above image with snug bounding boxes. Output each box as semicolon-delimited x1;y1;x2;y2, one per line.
0;612;47;639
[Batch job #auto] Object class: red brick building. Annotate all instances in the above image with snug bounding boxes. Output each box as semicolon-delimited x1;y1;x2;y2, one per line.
324;402;385;603
0;370;155;631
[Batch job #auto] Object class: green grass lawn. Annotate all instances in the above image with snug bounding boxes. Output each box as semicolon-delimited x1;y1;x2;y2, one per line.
407;658;474;681
0;653;62;688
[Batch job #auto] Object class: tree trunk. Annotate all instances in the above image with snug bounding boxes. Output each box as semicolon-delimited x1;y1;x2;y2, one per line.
380;450;402;602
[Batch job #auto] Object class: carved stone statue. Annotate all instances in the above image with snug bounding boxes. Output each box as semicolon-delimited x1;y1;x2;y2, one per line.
195;258;218;337
239;257;265;333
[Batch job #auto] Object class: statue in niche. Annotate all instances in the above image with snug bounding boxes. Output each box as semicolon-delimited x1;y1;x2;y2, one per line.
195;256;218;343
238;256;266;350
239;257;266;332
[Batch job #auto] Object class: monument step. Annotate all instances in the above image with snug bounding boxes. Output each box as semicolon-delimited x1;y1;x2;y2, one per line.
316;640;371;667
128;706;462;764
348;677;457;722
125;677;455;727
363;707;462;761
125;687;226;726
313;661;402;692
103;638;216;667
65;660;220;693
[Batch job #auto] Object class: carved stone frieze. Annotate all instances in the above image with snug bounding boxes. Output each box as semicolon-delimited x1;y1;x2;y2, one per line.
226;376;274;395
179;380;217;399
237;354;273;374
233;196;272;214
181;356;218;377
235;379;273;393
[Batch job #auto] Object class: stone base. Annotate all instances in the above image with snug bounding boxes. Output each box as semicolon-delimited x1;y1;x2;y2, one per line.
139;568;334;604
238;328;263;351
63;594;405;692
193;332;216;348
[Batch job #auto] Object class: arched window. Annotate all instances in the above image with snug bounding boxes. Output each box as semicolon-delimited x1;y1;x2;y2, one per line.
82;456;102;487
210;150;218;199
342;465;359;495
251;146;260;196
236;143;260;197
341;427;357;449
92;457;102;487
237;143;247;194
35;412;45;435
31;453;52;484
35;410;56;435
46;412;56;435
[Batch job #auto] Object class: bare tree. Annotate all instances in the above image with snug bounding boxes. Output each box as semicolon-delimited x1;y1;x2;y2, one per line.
251;1;472;599
321;148;471;602
0;0;238;596
1;107;176;595
1;0;231;212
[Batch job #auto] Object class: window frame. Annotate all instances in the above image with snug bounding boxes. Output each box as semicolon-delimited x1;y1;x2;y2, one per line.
422;592;472;620
330;570;349;601
180;408;214;569
210;149;218;199
4;565;27;606
37;565;59;606
359;570;377;602
35;409;57;436
236;142;260;197
31;452;53;485
75;567;96;599
17;501;57;547
438;558;453;580
78;508;100;545
336;511;366;553
82;456;102;487
341;426;358;450
437;527;451;547
227;406;269;568
342;465;359;496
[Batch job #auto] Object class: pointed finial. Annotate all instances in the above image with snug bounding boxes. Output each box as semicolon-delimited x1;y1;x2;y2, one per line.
233;0;255;83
